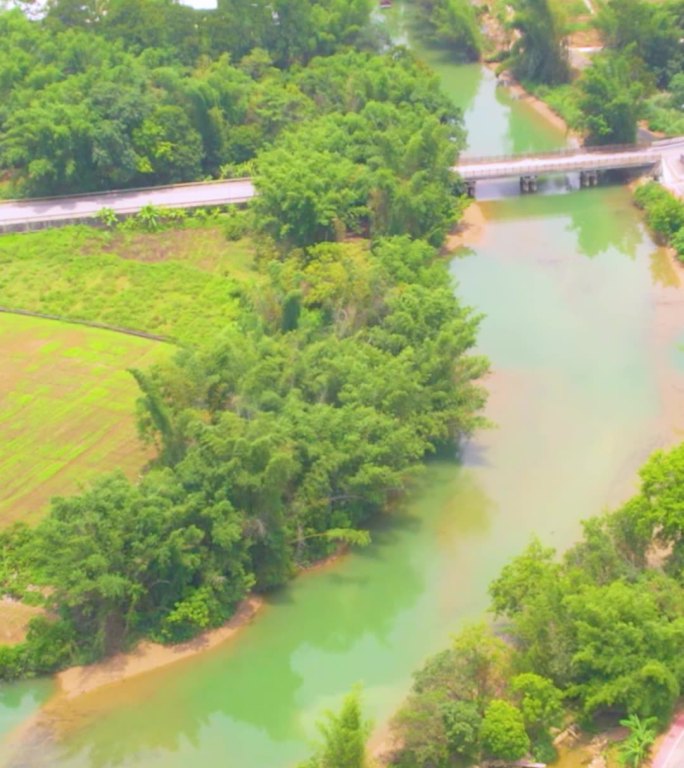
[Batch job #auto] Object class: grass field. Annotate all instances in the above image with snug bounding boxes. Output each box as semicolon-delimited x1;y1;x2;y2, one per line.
0;312;168;525
0;223;259;345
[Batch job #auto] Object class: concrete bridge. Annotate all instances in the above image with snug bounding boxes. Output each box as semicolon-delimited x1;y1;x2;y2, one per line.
0;142;677;232
456;143;661;196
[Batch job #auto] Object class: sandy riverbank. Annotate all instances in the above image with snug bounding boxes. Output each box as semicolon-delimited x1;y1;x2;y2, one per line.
57;595;263;699
55;545;351;700
444;202;487;251
483;63;579;144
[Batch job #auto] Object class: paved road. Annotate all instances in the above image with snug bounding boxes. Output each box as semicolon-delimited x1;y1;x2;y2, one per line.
653;713;684;768
0;178;255;232
655;138;684;199
2;140;684;232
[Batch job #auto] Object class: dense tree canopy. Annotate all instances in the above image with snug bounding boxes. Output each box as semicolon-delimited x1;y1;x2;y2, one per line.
508;0;570;86
0;231;487;672
0;1;394;195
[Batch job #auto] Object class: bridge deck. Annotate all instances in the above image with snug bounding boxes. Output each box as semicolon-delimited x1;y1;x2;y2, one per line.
456;148;659;181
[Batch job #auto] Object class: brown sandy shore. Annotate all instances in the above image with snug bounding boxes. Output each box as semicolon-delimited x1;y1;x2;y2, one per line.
55;546;349;699
57;595;263;699
483;63;581;145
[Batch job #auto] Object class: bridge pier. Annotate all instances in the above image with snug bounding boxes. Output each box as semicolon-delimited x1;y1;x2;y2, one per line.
465;180;477;198
579;170;599;188
520;175;538;194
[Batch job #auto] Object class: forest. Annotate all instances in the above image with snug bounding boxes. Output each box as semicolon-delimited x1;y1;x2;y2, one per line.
3;5;684;768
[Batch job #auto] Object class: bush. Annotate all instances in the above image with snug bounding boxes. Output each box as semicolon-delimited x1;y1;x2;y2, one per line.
634;182;684;241
0;645;28;681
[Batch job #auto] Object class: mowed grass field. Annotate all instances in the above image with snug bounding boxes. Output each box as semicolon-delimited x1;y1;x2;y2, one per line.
0;312;168;525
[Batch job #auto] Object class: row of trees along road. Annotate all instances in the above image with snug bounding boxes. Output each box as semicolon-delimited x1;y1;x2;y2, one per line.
0;0;378;195
0;38;489;674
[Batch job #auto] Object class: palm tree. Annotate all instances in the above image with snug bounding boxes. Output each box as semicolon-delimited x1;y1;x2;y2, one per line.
618;714;658;768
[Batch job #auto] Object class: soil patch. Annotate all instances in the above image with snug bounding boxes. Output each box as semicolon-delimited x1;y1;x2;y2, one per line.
0;599;43;645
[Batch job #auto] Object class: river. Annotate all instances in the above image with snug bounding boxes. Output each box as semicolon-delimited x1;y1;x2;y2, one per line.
2;5;684;767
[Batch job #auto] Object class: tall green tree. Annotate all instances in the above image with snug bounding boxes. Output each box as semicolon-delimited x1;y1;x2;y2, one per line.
579;52;648;146
301;688;371;768
509;0;570;85
480;700;530;761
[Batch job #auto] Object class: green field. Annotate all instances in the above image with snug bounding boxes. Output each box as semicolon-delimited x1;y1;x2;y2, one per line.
0;223;259;345
0;312;168;525
0;220;259;525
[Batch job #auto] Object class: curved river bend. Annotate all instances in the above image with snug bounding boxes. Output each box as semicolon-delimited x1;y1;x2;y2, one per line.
3;6;684;767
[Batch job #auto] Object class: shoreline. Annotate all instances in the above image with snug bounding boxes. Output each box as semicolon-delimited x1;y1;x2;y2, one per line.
57;595;264;699
40;52;573;735
55;546;351;700
483;62;578;143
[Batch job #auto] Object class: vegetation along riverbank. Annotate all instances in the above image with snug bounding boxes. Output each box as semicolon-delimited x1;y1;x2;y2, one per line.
0;2;490;688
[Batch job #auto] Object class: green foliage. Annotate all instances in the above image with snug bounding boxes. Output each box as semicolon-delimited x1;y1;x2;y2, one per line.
579;52;648;146
253;51;466;249
301;688;371;768
597;0;684;89
511;673;563;739
415;0;482;61
393;434;684;763
618;714;658;768
480;699;530;761
0;4;375;195
509;0;570;85
391;623;509;766
634;182;684;261
0;618;76;681
528;83;583;131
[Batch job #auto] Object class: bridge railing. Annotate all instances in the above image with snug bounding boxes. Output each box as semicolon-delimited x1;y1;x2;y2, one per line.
458;143;651;166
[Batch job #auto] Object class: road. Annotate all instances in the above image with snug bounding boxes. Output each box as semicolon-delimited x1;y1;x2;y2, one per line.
654;137;684;199
653;713;684;768
2;140;684;232
0;178;255;232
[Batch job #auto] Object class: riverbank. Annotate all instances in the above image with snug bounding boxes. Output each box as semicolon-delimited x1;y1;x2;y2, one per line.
57;595;264;699
484;64;580;145
52;543;354;700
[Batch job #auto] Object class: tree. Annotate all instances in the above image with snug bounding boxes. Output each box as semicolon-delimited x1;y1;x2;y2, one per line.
442;699;482;761
416;0;482;61
489;537;559;617
618;714;658;768
597;0;682;88
509;0;570;85
579;52;648;146
302;688;371;768
511;672;563;751
392;689;452;768
480;699;530;761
